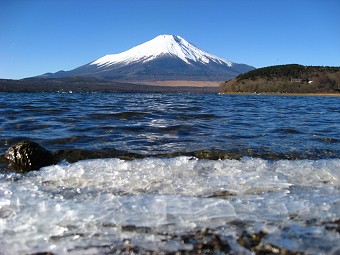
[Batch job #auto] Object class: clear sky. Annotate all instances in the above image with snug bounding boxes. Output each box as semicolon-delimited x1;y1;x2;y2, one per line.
1;0;339;79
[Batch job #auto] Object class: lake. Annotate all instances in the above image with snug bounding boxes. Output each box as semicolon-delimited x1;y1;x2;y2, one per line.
0;92;339;254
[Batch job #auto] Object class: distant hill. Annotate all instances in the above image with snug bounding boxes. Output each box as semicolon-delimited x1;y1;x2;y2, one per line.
219;64;340;94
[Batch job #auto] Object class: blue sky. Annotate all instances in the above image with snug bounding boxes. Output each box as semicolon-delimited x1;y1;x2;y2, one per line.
1;0;339;79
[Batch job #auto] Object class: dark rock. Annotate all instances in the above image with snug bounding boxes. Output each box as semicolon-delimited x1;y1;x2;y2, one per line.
178;229;231;254
5;141;54;172
255;243;306;255
29;253;54;255
325;219;340;234
238;231;306;255
238;231;267;250
51;148;143;163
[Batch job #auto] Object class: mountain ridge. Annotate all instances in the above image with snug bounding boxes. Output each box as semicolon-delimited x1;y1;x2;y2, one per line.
40;35;255;82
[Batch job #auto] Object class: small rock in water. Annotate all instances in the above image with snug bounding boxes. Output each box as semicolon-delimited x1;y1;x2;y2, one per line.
5;141;54;172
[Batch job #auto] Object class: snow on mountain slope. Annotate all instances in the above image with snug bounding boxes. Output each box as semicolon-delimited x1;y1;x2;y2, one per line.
39;34;255;81
90;34;233;67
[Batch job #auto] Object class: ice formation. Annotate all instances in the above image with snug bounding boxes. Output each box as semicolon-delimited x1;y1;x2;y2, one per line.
0;157;339;254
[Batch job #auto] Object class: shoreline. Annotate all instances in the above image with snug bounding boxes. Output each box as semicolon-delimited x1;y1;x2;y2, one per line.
131;80;221;87
219;92;340;97
2;146;339;173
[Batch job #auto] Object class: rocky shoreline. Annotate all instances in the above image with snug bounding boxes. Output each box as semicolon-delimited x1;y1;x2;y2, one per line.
28;229;314;255
26;224;340;254
2;141;339;173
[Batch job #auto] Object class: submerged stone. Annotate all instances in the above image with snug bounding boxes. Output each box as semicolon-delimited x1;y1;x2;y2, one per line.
5;141;54;172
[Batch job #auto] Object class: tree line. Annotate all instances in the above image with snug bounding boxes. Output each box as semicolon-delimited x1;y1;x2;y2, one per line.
236;64;340;81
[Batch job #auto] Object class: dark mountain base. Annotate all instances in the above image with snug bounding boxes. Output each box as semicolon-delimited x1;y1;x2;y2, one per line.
0;78;218;94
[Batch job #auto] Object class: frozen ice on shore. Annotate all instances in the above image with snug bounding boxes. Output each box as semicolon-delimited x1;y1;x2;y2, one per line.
0;157;339;254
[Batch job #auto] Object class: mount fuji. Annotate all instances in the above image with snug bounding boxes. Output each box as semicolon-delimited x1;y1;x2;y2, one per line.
40;35;255;82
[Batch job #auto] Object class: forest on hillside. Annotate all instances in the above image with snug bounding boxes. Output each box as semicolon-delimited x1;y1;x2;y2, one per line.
220;64;340;94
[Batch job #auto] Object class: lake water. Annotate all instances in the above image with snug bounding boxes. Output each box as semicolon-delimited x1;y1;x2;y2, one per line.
0;92;339;254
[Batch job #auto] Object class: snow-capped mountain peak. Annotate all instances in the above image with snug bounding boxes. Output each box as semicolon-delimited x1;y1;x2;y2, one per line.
90;34;232;67
40;34;255;81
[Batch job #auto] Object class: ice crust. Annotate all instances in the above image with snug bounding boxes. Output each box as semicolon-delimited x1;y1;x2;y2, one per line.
90;34;233;67
0;157;339;254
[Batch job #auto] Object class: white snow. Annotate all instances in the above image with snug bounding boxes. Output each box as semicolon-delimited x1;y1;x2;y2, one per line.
90;34;233;67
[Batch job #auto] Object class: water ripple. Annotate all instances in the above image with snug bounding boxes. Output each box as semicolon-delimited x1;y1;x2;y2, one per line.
0;93;339;158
